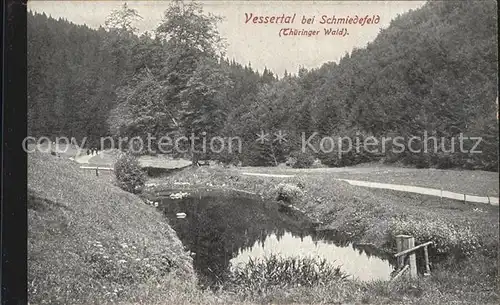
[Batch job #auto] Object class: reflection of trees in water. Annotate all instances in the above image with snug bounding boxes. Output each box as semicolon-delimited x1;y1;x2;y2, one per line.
275;227;285;241
357;247;368;257
311;229;396;265
310;230;351;247
238;227;310;254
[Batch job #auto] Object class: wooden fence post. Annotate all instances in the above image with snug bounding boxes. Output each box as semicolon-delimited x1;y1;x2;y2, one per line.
395;235;418;279
396;235;405;269
423;245;431;276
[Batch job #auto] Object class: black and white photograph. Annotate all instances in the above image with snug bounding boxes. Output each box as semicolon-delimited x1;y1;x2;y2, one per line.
20;0;499;304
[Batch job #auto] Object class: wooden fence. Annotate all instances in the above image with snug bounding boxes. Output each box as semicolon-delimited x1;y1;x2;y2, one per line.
80;166;113;176
337;179;499;206
391;235;433;282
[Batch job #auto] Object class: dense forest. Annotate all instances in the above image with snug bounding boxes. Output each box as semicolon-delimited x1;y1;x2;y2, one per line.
28;0;498;170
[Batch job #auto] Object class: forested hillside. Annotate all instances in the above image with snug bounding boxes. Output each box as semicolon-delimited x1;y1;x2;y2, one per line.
28;13;124;143
28;0;498;170
28;5;274;148
230;0;498;170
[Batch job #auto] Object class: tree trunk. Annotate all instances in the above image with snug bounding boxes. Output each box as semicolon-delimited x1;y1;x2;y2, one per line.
192;151;199;166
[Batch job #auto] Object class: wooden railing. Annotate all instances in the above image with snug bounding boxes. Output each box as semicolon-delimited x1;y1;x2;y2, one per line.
391;235;433;282
80;166;113;176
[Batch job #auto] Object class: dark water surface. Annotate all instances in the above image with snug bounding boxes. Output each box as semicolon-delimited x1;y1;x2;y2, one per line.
156;190;395;286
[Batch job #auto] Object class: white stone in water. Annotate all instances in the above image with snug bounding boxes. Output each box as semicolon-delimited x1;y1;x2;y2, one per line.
169;192;189;199
174;182;191;185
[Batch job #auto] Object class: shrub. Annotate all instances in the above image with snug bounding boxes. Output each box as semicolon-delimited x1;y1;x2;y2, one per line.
216;150;240;166
114;153;146;194
388;217;481;257
317;151;341;167
435;153;455;169
287;151;315;168
240;141;279;167
311;158;324;168
227;254;347;294
275;183;303;203
317;149;375;167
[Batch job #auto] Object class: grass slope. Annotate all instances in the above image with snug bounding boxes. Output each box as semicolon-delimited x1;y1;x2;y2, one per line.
28;152;196;304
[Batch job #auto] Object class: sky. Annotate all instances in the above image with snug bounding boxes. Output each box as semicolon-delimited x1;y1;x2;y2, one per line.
28;0;426;76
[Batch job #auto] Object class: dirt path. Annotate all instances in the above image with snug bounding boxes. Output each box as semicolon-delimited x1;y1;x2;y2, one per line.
241;172;499;206
337;178;499;206
241;172;296;178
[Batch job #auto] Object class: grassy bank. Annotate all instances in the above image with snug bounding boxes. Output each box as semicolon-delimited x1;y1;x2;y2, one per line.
28;152;198;304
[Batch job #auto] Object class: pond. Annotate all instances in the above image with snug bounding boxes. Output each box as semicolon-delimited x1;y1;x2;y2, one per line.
156;190;395;286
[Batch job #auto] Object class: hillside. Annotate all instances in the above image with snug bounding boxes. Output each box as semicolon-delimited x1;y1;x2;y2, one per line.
226;0;499;170
27;152;196;304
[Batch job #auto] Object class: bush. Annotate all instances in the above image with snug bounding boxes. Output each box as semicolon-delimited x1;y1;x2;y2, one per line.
275;183;303;203
114;153;146;194
311;158;324;168
435;153;455;169
287;151;315;168
215;150;241;166
240;141;279;167
388;217;481;257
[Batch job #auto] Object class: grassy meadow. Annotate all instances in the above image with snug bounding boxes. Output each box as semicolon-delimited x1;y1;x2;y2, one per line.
28;152;196;304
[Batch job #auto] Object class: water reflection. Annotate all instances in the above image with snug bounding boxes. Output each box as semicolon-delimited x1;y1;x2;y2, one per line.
232;231;393;282
157;190;395;286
